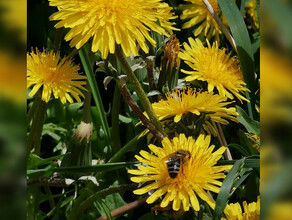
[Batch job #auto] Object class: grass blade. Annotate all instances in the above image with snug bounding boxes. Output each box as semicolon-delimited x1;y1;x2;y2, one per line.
214;158;245;220
218;0;257;118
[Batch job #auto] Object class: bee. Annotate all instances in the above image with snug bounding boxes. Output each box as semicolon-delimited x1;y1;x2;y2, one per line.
163;150;191;179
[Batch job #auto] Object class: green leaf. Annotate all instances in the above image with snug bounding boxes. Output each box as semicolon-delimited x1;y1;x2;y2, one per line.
27;154;65;169
119;114;133;124
238;130;259;155
236;105;260;136
214;158;245;220
218;0;257;117
228;143;250;156
217;158;259;168
95;196;112;220
79;47;112;151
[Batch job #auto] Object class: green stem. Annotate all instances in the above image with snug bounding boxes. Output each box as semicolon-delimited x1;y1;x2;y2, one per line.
68;183;138;220
109;134;141;163
111;83;122;153
53;29;63;51
83;81;91;123
115;46;166;137
27;96;47;156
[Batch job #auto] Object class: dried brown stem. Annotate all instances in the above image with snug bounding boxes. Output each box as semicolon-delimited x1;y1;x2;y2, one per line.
96;197;148;220
27;177;67;187
212;122;233;160
117;80;164;142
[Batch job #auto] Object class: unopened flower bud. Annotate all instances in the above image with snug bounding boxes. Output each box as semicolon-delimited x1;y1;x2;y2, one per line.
158;35;180;92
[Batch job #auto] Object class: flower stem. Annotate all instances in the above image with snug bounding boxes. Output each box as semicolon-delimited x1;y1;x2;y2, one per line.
202;0;237;53
212;122;233;160
111;83;122;153
109;133;143;163
116;79;164;142
96;197;148;220
115;46;166;137
146;56;156;92
27;96;47;156
53;29;63;51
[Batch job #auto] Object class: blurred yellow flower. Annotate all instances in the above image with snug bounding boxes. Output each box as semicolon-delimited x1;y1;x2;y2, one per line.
0;52;25;103
129;134;232;211
49;0;178;59
180;37;249;103
151;88;238;135
0;0;27;42
222;196;260;220
180;0;221;42
27;49;87;104
245;0;259;30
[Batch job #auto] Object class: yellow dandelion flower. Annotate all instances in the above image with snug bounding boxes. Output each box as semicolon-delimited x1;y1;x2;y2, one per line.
49;0;178;59
180;0;222;42
151;88;238;135
222;196;260;220
179;37;249;103
128;133;232;211
27;48;87;104
245;0;259;30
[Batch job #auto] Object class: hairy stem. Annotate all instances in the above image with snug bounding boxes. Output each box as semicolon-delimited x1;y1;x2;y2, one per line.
117;79;164;142
115;46;166;137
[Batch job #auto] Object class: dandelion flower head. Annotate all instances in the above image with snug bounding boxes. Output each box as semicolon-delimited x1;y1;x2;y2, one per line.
49;0;178;59
151;88;238;135
27;48;87;104
180;0;222;42
179;37;249;103
128;133;232;211
222;196;260;220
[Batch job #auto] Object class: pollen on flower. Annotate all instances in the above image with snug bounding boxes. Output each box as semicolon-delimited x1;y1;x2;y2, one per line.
128;133;233;212
27;48;87;104
49;0;179;59
179;37;250;103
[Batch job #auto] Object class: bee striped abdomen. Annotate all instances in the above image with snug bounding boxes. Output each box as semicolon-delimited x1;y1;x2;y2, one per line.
164;150;190;179
166;158;181;178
